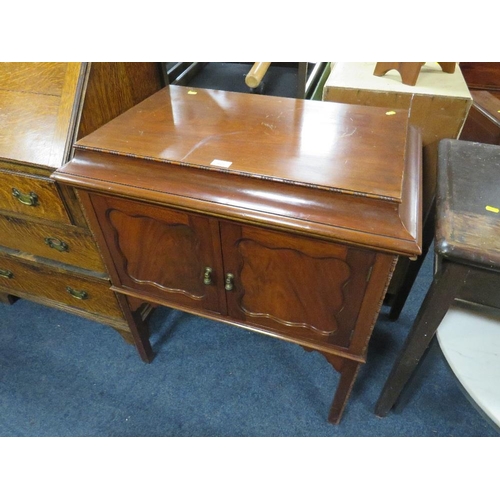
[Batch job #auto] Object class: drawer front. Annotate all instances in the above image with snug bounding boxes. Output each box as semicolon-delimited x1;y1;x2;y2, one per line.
0;169;71;224
0;214;106;273
0;253;123;319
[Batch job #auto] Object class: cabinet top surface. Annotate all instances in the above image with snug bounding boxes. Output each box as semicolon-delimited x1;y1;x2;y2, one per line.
73;85;411;202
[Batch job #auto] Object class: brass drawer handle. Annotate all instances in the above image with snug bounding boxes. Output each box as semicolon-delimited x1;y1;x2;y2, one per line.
224;273;234;291
12;187;39;207
203;267;213;285
45;237;69;252
0;268;14;279
66;286;88;300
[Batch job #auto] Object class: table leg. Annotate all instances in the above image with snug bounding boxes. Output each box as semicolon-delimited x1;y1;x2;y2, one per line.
375;260;470;417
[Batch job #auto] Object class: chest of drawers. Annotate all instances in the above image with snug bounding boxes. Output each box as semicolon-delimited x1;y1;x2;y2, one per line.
53;86;422;423
0;62;163;345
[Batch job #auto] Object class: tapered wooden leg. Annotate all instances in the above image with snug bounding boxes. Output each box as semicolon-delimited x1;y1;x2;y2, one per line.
437;62;456;73
325;356;362;424
115;293;154;363
375;260;470;417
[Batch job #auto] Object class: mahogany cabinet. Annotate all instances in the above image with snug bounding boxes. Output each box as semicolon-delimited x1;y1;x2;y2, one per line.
0;62;163;343
53;86;422;423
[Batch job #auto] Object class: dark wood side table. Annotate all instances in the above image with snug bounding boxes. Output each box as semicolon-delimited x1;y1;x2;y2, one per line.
375;139;500;417
53;86;421;424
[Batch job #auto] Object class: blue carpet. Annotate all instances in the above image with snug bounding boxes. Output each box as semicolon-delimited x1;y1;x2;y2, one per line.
0;247;497;437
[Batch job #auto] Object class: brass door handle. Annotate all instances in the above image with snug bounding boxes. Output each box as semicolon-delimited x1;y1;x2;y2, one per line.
224;273;234;291
45;237;69;252
203;267;213;285
12;187;39;207
66;286;88;300
0;268;14;279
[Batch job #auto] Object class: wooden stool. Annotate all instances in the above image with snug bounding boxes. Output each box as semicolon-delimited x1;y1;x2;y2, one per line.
373;62;456;86
375;139;500;417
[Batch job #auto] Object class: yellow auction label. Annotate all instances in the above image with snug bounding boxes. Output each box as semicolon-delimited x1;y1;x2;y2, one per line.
486;205;500;213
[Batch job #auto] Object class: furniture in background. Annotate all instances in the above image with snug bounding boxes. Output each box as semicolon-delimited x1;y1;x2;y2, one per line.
373;62;456;86
437;304;500;431
459;62;500;144
322;62;472;320
0;63;164;347
53;86;422;424
460;90;500;145
460;62;500;99
375;139;500;418
164;62;330;100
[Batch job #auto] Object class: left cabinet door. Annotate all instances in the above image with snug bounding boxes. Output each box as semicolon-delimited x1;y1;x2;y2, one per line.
89;194;226;314
220;221;376;349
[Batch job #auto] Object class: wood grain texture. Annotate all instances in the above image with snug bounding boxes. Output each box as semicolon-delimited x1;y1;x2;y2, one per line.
0;251;122;318
436;139;500;269
460;62;500;93
0;62;165;350
0;63;83;168
0;169;71;223
460;90;500;145
0;62;67;95
77;62;164;140
90;193;225;314
0;214;106;273
54;86;422;257
74;85;409;202
221;222;374;348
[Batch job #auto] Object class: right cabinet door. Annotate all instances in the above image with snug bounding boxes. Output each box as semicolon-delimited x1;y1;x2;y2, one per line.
220;222;376;349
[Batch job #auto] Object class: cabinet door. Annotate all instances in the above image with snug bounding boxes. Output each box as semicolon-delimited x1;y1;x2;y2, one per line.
220;222;375;348
90;194;225;314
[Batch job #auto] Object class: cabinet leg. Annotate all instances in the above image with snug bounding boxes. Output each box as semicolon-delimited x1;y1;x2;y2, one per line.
324;355;361;424
116;293;154;363
375;261;469;417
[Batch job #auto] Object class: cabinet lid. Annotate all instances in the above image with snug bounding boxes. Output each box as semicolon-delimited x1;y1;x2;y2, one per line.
73;85;413;201
54;86;422;256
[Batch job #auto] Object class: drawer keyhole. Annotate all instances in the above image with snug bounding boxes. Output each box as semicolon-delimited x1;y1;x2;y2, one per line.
12;188;39;207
